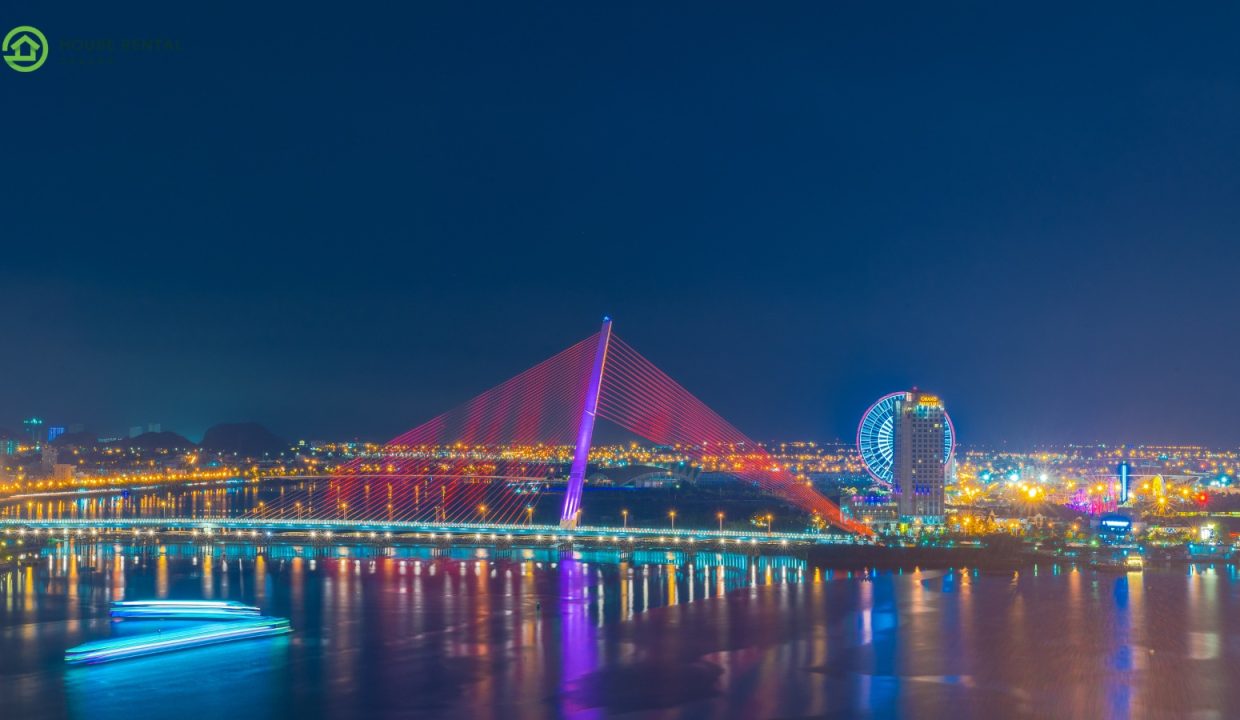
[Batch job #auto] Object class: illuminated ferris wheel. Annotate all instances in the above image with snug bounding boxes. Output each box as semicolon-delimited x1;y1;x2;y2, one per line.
856;391;955;486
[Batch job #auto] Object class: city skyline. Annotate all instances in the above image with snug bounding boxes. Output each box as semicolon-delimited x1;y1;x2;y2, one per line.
6;369;1240;450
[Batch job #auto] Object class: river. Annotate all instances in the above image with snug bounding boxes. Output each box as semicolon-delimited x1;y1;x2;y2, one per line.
2;541;1238;718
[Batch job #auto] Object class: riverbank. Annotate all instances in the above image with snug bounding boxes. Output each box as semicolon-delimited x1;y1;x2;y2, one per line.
807;543;1031;572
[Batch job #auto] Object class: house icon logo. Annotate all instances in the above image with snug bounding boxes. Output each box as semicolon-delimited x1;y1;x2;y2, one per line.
3;26;48;72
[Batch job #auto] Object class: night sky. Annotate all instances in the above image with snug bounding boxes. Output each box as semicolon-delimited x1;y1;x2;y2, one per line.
3;3;1240;446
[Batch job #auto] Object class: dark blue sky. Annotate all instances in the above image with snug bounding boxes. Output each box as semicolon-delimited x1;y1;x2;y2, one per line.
3;3;1240;446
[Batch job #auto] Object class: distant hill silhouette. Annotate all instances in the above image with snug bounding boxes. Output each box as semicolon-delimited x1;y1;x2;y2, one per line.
51;431;195;451
200;422;288;457
122;431;196;452
51;431;99;448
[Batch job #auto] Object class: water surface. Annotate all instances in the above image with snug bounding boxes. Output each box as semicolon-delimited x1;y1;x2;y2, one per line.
2;542;1238;719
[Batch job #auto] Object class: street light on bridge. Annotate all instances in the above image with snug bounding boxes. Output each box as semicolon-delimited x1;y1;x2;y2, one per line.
669;510;676;531
717;511;724;532
478;504;488;522
621;509;628;529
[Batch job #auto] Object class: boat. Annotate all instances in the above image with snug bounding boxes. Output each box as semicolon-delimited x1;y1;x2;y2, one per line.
1090;549;1140;572
109;600;261;621
1125;555;1144;572
66;617;291;665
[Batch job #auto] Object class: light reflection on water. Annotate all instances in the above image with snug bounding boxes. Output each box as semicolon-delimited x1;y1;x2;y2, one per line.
4;544;1240;718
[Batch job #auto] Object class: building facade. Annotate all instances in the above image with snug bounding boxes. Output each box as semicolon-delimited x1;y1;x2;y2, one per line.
893;390;947;523
23;417;44;449
848;494;900;530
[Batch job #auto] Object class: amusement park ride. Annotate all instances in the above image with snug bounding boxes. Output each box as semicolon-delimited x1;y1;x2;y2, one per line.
856;391;956;487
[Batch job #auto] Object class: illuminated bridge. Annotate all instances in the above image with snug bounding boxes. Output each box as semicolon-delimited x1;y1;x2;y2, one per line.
3;319;872;542
0;517;862;547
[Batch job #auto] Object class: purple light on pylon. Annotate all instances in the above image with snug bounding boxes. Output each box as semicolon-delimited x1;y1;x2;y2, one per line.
560;317;612;528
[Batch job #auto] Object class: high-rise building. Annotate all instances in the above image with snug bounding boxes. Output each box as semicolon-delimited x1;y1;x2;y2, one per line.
47;426;65;443
893;390;948;522
23;417;44;448
41;445;58;475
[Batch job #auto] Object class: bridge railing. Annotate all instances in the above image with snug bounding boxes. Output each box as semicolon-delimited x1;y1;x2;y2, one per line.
0;517;869;545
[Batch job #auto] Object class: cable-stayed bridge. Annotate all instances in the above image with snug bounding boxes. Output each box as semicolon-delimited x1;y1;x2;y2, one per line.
1;319;872;543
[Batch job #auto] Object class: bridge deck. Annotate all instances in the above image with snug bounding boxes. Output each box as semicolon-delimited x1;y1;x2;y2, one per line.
0;517;867;546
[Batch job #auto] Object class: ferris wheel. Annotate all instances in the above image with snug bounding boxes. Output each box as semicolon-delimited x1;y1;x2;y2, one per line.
856;391;955;486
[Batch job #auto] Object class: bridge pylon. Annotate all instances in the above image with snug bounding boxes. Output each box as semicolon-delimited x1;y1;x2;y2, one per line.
559;316;613;529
